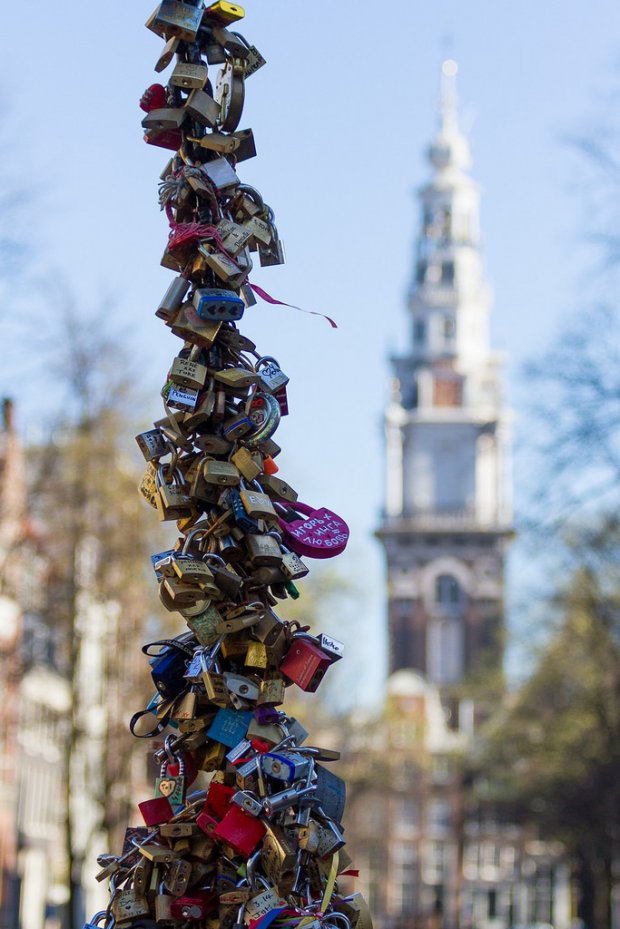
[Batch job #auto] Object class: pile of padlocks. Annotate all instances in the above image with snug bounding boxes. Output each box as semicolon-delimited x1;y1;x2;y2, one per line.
84;3;371;928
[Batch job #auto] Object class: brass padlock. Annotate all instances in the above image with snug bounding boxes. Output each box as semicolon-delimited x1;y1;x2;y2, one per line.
171;62;209;90
202;457;241;486
245;640;268;669
155;466;194;521
139;462;160;509
111;888;150;922
142;107;187;133
169;355;208;390
185;88;221;127
258;473;298;503
240;485;277;519
231;447;263;482
245;533;282;566
257;676;285;707
213;366;257;391
171;302;223;348
162;575;207;608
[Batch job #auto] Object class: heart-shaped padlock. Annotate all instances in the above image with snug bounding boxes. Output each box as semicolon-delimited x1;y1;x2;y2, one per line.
276;501;349;559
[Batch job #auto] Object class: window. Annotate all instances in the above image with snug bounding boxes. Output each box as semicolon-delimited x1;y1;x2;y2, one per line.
414;318;426;344
427;798;452;833
416;261;427;284
443;315;456;340
441;261;454;285
435;574;462;605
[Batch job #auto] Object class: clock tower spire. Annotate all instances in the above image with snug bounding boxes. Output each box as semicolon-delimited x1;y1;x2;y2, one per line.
379;62;513;696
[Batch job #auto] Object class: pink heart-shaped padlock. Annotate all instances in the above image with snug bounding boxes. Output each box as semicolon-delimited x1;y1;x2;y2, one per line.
276;501;349;559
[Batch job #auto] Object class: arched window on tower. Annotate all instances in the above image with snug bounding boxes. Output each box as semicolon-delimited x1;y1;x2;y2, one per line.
435;573;462;609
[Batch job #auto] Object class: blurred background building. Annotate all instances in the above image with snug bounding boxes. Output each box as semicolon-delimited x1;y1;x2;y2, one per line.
339;64;571;929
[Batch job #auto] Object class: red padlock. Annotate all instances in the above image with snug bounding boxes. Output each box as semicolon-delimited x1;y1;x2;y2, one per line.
280;637;333;693
138;796;173;827
170;892;217;921
212;805;266;856
140;83;168;112
144;129;183;151
276;501;349;559
205;781;235;818
197;810;220;836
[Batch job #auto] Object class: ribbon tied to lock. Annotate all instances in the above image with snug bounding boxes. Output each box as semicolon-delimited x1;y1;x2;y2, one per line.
276;501;349;559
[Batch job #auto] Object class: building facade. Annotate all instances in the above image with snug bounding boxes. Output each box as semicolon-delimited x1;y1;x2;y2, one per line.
341;63;570;929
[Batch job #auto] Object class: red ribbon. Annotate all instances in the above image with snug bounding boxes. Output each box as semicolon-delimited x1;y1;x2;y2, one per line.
249;282;337;329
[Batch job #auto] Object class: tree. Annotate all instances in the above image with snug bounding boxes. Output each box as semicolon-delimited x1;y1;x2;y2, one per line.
26;300;159;929
481;559;620;929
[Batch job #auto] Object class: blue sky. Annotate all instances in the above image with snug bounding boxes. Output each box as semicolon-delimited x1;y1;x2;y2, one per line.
1;0;619;705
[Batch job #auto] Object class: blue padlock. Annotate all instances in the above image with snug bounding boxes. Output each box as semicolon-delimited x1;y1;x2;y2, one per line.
207;708;253;747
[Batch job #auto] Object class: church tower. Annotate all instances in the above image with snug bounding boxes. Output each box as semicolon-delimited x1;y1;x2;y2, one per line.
377;61;513;707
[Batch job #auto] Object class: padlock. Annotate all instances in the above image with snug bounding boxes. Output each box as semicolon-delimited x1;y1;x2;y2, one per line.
185;88;221;127
172;688;199;720
245;883;284;921
156;276;191;324
139;796;174;827
216;606;262;635
171;62;209;90
165;857;193;896
262;751;310;783
333;894;374;929
245;533;282;566
169;355;208;390
224;672;259;702
313;764;347;823
193;287;245;322
217;219;253;256
171;302;223;347
280;636;333;693
155;881;175;921
139;462;160;509
257;677;286;707
215;57;246;133
214;367;257;390
187;603;224;646
156;751;186;806
136;427;169;461
231;447;263;482
165;382;200;412
203;1;246;25
279;545;309;580
231;790;263;817
240;483;277;519
202;457;241;486
245;393;281;446
155;35;180;72
162;575;207;609
254;356;289;394
276;500;350;559
111;887;151;922
170;893;218;921
146;1;204;41
260;825;299;890
213;805;266;856
202;156;240;191
207;707;252;747
202;668;230;708
223;410;253;441
244;216;272;247
142;107;187;133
